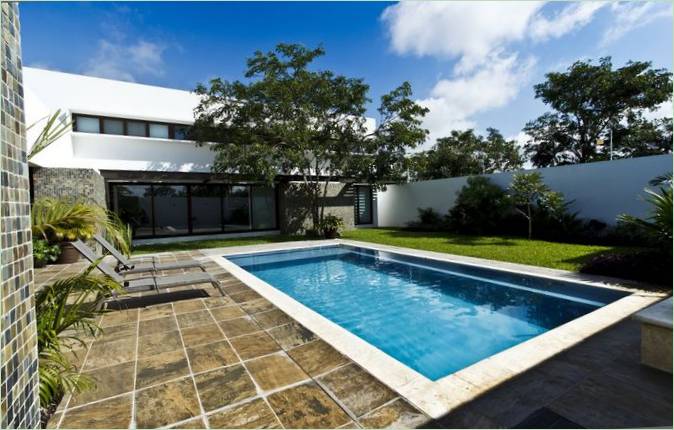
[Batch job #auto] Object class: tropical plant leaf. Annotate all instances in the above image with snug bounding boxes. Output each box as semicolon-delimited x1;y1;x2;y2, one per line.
28;109;73;161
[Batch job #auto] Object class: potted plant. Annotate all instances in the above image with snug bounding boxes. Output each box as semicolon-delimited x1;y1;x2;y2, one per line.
318;214;345;239
32;239;61;268
31;198;132;264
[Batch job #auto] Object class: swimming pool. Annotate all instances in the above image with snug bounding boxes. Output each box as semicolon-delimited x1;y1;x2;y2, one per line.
227;244;628;381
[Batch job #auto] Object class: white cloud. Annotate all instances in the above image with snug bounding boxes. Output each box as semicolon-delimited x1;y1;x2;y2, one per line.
417;53;536;148
530;2;606;42
84;39;165;82
601;2;672;46
507;131;535;169
643;102;673;121
381;1;543;72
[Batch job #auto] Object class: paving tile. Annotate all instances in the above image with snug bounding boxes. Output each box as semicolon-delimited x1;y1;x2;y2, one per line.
136;349;190;388
138;330;183;358
204;296;236;308
230;332;281;360
194;365;257;412
240;298;277;315
267;382;351;428
97;322;136;340
210;304;247;321
288;339;350;377
177;310;216;328
318;363;397;417
139;315;179;336
180;323;225;348
173;299;207;314
207;398;281;429
230;290;263;304
187;340;239;373
69;361;135;407
135;377;201;428
219;317;262;338
252;309;293;329
246;353;309;391
46;412;61;429
358;399;429;429
60;394;132;429
139;303;174;321
268;322;316;350
84;337;136;370
222;283;252;295
169;416;207;429
100;309;138;328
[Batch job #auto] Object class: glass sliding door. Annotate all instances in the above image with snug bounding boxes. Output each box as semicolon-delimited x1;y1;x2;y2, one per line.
223;185;250;231
153;185;189;235
355;185;373;225
251;186;277;230
112;184;154;237
191;185;222;233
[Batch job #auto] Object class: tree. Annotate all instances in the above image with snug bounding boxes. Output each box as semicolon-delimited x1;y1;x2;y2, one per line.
523;57;672;167
507;172;564;239
191;43;428;230
447;176;510;234
410;128;523;180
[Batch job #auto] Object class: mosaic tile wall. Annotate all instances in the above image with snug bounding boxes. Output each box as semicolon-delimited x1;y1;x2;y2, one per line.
31;167;107;207
1;3;40;428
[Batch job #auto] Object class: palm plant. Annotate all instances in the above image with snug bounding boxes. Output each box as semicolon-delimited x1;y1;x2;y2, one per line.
36;264;122;407
27;109;73;161
617;172;673;252
31;197;132;256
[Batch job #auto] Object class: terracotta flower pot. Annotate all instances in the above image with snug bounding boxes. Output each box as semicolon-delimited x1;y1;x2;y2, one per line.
55;241;81;264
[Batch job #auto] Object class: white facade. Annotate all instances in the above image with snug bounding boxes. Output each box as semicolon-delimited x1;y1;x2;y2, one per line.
24;67;378;173
24;67;218;172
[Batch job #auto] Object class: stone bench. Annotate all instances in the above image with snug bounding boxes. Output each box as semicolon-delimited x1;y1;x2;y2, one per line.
633;297;672;373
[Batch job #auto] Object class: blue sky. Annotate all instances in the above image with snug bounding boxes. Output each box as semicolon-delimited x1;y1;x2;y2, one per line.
21;1;673;148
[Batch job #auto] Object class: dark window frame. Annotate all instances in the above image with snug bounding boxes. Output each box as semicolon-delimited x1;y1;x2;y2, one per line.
354;185;373;225
109;181;280;239
73;113;189;140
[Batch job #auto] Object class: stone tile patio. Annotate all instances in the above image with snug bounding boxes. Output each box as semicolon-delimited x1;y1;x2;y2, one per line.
39;249;672;429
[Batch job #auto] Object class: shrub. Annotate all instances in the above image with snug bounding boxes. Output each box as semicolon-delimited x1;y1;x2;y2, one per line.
508;172;567;239
580;250;672;286
36;264;122;420
318;214;345;238
447;176;509;234
407;207;446;231
33;239;61;268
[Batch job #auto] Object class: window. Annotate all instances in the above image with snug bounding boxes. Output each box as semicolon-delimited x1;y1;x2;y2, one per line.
112;185;153;237
174;125;190;140
224;186;251;231
251;186;277;230
127;121;147;137
355;185;373;225
191;185;222;233
102;118;124;135
75;116;100;133
109;183;278;238
153;185;189;235
149;123;169;139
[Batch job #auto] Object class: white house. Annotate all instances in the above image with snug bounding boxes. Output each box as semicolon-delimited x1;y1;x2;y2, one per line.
24;67;376;241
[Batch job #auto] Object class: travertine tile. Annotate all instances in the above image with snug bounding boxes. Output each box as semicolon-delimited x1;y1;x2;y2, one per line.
252;309;293;329
230;332;281;360
180;323;225;348
177;310;216;329
288;340;350;377
207;398;281;429
70;361;135;406
358;399;428;429
219;317;262;338
187;340;239;373
60;394;132;429
246;353;309;391
139;315;179;336
268;322;316;350
267;382;351;428
136;349;190;388
210;305;247;322
138;330;183;358
135;378;201;428
194;365;257;412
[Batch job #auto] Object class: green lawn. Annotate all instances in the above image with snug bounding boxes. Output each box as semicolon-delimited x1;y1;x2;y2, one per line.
133;227;638;272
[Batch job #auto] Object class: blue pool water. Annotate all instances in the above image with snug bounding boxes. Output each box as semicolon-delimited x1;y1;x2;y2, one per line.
228;245;627;380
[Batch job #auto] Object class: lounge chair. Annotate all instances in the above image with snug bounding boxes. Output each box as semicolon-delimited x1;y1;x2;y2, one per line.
93;233;206;275
72;240;225;296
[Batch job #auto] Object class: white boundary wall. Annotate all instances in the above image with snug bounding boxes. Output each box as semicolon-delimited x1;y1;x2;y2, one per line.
377;154;673;227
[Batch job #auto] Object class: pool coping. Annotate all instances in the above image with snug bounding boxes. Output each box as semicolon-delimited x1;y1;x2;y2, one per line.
205;239;668;419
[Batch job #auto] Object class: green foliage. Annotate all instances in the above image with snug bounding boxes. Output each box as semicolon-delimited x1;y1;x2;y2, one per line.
410;128;523;180
524;57;672;167
447;177;510;234
508;172;566;239
31;197;132;255
617;173;673;253
407;207;445;230
27;109;73;161
317;214;345;238
33;239;61;267
192;43;428;229
36;264;122;406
